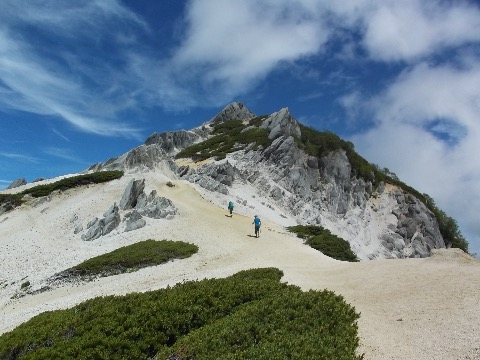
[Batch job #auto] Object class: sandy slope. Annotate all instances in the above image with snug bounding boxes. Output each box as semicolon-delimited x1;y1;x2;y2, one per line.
1;174;479;359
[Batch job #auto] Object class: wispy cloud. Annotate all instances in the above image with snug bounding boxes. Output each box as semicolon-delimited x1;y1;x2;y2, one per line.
0;152;41;163
1;0;479;132
52;129;71;142
43;147;86;163
0;0;147;139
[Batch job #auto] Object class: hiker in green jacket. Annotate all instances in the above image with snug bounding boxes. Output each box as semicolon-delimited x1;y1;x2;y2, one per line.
228;200;234;216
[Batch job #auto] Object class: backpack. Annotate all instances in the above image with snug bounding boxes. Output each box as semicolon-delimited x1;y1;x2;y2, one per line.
228;201;233;209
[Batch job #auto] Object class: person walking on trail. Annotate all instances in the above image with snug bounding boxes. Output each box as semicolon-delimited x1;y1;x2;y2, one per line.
228;200;234;216
253;215;261;238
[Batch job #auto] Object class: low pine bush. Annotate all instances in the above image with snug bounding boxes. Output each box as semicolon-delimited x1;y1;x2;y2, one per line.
288;225;358;262
22;171;124;198
176;118;271;161
0;268;361;360
63;240;198;279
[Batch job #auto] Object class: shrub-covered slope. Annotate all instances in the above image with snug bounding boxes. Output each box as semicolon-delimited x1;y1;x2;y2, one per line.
0;268;361;360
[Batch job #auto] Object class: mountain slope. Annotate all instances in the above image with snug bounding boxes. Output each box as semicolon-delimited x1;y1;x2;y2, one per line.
87;102;447;260
1;170;479;360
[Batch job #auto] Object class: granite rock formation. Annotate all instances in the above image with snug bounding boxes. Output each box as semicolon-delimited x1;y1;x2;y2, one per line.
80;102;446;259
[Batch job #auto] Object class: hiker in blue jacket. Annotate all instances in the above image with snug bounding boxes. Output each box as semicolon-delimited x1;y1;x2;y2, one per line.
253;215;261;238
228;200;234;216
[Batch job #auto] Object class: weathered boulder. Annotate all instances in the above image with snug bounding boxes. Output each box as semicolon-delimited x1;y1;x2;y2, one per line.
102;203;121;235
82;218;103;241
81;203;120;241
120;179;145;210
137;194;177;219
124;210;146;232
74;224;83;234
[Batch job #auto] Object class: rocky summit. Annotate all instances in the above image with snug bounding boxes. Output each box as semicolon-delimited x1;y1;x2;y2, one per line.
88;102;446;260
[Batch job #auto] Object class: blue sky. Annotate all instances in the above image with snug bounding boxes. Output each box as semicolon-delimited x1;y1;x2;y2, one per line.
1;0;480;255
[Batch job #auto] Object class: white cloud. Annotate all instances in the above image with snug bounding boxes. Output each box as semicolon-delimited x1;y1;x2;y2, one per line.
327;0;480;62
170;0;329;96
363;1;480;61
349;59;480;253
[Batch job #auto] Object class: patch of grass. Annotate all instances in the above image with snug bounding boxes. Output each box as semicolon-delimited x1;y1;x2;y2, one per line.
22;171;124;198
288;225;358;262
176;118;272;161
0;268;361;360
62;240;198;279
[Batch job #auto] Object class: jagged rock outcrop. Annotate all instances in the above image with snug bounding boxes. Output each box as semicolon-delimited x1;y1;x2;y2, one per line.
84;102;255;175
124;210;146;232
81;203;121;241
178;161;236;195
7;178;27;189
78;178;177;239
119;179;177;220
262;107;301;140
120;179;146;210
87;144;177;173
136;191;177;219
144;130;201;154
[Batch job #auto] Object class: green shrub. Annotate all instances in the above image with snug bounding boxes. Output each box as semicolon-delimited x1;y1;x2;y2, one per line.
249;115;269;127
0;193;24;211
0;172;124;214
22;171;124;198
62;240;198;279
288;225;358;262
159;287;360;360
20;281;30;290
176;118;271;161
0;268;361;360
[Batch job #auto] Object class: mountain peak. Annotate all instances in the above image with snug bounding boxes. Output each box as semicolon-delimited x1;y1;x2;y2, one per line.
207;102;255;125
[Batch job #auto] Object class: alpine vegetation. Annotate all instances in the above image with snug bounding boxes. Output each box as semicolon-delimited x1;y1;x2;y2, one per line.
0;269;361;360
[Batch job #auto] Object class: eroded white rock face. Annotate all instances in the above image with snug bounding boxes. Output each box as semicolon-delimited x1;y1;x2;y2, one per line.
82;103;445;259
172;106;444;260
